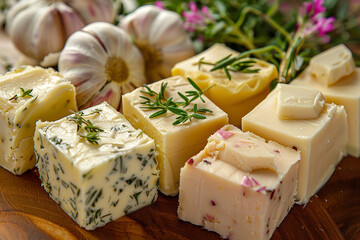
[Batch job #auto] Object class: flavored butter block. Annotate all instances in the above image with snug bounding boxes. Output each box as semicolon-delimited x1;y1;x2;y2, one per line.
34;102;159;230
242;84;348;204
292;67;360;157
0;66;77;175
122;76;228;196
277;84;325;120
172;43;278;126
309;44;355;86
178;125;300;240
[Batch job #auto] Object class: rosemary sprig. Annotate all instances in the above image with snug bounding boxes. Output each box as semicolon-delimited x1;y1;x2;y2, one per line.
140;78;213;125
68;110;104;145
198;45;286;81
9;87;34;101
198;55;259;81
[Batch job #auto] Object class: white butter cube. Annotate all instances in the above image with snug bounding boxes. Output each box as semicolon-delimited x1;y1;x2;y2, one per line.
178;125;300;240
34;102;159;230
242;85;348;204
0;66;77;175
292;68;360;157
122;76;228;196
277;84;325;119
310;44;355;86
172;43;278;126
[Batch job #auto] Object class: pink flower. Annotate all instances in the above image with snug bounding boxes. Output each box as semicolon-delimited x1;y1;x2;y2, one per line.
301;0;326;18
154;1;164;9
313;0;326;16
182;2;214;32
316;17;335;36
299;0;335;39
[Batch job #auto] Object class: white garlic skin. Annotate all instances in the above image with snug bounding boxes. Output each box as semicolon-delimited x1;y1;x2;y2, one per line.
6;0;114;60
59;22;146;110
120;5;194;82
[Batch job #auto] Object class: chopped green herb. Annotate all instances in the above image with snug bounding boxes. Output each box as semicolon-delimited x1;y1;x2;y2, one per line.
68;111;104;145
9;87;35;101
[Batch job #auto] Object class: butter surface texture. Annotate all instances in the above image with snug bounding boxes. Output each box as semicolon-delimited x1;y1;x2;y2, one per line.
34;102;159;230
122;76;228;195
277;83;325;119
242;85;348;204
0;66;77;175
292;68;360;157
309;44;355;86
172;43;277;126
178;125;299;240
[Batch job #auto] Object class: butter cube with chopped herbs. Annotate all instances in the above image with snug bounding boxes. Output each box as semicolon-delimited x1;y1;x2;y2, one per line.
0;65;77;175
34;102;159;230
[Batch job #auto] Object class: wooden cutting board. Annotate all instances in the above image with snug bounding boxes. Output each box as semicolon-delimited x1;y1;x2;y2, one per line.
0;155;359;240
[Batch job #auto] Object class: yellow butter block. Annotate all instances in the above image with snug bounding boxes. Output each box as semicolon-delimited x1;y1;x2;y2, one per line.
172;43;278;126
122;76;228;195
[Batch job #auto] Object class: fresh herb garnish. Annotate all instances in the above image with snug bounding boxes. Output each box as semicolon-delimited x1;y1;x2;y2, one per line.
140;78;213;125
198;55;260;80
68;110;104;144
9;87;34;101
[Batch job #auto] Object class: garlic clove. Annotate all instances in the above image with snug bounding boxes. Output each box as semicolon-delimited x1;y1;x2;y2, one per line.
6;0;114;61
56;3;86;38
67;0;114;23
82;81;122;110
120;5;194;83
59;22;146;110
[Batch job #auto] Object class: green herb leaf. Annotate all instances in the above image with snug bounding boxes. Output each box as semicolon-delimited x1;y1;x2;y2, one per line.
68;111;104;145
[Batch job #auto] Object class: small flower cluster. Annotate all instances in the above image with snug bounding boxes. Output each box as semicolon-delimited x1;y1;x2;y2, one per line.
300;0;335;42
182;2;213;32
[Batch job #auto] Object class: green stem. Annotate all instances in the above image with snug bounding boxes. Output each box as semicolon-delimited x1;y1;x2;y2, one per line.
279;35;303;83
221;13;256;51
211;45;285;72
235;6;293;45
236;45;285;60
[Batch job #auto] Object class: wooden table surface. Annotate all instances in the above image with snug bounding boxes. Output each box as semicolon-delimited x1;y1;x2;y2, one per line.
0;154;359;240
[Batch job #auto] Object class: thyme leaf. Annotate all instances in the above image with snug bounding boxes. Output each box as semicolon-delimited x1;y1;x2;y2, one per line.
9;87;34;101
68;110;104;145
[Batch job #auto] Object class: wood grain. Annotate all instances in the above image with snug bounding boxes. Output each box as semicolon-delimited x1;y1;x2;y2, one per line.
0;156;358;240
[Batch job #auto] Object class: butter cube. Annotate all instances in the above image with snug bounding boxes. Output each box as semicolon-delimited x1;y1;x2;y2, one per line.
34;102;159;230
310;44;355;86
0;66;77;175
217;129;277;172
242;85;348;204
122;76;228;196
178;125;300;240
277;84;325;119
292;68;360;157
172;43;278;127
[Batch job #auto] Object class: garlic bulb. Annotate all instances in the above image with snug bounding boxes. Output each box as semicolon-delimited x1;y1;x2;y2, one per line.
0;0;18;28
58;22;146;110
120;5;194;82
6;0;114;61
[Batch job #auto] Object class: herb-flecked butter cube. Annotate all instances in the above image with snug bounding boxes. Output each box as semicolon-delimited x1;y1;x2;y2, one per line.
34;102;159;230
0;65;77;175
